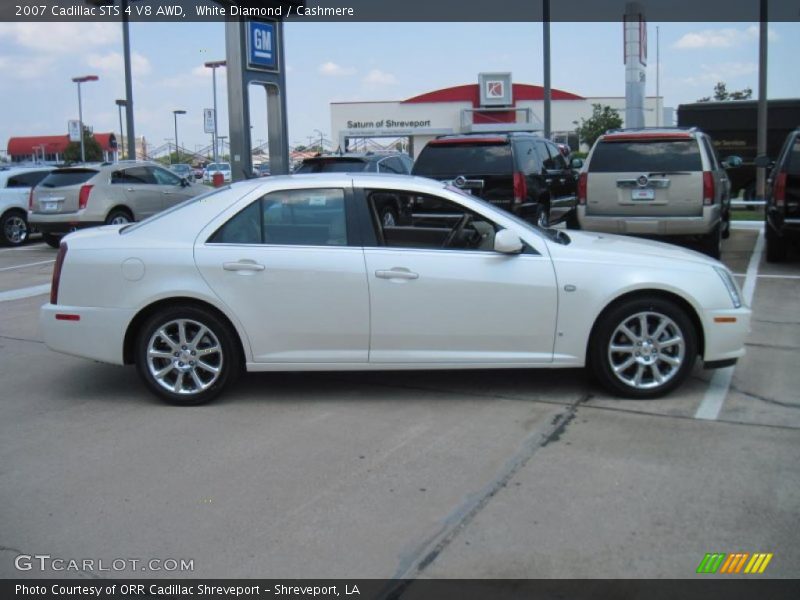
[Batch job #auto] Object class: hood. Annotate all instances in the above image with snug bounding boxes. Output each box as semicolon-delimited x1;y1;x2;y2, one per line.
554;230;721;269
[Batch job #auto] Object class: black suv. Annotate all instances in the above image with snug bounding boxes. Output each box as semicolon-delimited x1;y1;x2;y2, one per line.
411;132;580;227
765;128;800;262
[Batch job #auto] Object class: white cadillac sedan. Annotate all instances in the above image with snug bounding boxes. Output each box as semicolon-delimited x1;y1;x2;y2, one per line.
41;174;750;405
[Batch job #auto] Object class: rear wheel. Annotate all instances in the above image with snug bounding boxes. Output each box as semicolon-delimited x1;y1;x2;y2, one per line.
565;207;580;230
721;208;731;240
701;223;722;259
765;223;787;263
0;210;29;246
43;233;61;248
106;208;133;225
135;305;241;405
590;296;697;399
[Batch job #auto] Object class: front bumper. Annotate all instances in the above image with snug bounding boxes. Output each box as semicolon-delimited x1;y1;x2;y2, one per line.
578;205;720;236
701;306;751;364
40;303;134;365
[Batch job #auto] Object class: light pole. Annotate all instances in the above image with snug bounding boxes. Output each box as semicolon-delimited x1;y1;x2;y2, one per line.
218;136;228;160
115;99;127;161
204;60;226;164
313;129;327;153
173;109;186;164
72;75;99;163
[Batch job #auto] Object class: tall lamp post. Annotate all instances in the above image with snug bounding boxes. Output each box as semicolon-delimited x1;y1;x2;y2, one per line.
218;136;228;160
173;109;186;164
72;75;99;163
115;99;127;161
204;60;226;164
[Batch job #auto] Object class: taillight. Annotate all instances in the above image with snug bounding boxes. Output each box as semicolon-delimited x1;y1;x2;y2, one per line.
28;187;35;211
78;184;94;210
50;242;68;305
578;172;588;205
513;172;527;205
774;172;787;208
703;171;715;206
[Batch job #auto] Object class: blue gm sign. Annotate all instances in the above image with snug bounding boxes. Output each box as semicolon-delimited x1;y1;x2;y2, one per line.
247;21;278;72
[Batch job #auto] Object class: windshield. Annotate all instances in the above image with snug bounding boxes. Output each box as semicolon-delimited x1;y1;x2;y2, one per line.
207;163;231;171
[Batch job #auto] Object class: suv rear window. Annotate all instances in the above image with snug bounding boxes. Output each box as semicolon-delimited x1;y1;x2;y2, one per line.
786;138;800;175
295;158;368;173
413;143;513;177
589;139;702;173
39;169;98;188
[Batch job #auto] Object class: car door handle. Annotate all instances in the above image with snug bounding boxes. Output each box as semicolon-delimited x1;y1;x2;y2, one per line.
162;190;173;195
375;268;419;280
223;260;265;272
126;187;135;192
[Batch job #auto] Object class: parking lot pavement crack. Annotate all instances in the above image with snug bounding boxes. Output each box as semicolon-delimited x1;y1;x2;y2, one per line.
0;334;43;344
752;318;800;326
745;342;800;352
730;383;800;411
384;394;590;595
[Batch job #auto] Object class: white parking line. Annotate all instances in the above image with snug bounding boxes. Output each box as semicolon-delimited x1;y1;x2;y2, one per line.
733;273;800;280
0;284;50;302
694;229;764;421
0;259;55;272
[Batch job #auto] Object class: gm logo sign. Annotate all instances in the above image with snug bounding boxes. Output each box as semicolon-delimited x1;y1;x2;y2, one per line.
247;21;278;72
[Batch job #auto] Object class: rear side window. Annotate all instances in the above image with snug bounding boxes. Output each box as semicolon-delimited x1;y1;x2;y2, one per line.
785;138;800;175
6;171;50;188
413;143;513;177
295;159;367;173
39;169;97;188
589;140;702;172
514;141;541;174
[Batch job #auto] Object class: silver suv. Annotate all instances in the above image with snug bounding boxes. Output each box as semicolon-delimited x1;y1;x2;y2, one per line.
30;161;202;248
577;128;740;258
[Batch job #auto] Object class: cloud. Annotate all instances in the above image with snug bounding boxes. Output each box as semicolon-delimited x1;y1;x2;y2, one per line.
318;61;356;76
0;23;119;54
86;51;152;77
0;54;57;80
674;26;778;49
362;69;398;85
681;62;758;86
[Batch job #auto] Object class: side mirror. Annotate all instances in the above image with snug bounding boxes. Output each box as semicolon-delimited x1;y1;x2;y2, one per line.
722;155;743;169
570;157;584;169
753;155;773;169
494;229;524;254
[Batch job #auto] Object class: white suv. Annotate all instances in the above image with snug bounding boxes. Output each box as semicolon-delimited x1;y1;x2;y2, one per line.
0;165;53;246
577;128;740;258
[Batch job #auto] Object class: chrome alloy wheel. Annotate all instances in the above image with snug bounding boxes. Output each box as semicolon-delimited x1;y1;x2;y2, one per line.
146;319;223;395
607;311;685;390
4;215;28;244
109;214;131;225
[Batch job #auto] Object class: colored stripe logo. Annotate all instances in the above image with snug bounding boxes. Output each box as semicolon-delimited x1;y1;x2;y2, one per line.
696;552;773;574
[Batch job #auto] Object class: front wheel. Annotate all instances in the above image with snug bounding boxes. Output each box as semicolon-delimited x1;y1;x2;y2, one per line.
589;296;697;399
565;207;580;230
106;209;133;225
135;306;241;405
765;223;787;263
701;223;722;259
1;210;29;246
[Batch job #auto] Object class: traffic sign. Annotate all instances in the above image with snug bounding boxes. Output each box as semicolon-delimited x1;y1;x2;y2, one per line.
68;120;81;142
203;109;215;134
246;21;278;72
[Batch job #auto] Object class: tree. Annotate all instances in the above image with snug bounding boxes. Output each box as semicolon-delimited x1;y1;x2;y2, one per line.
63;126;103;163
577;104;623;148
697;81;752;102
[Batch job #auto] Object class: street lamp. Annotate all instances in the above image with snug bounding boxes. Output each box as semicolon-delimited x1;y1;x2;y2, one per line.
218;136;228;160
204;60;226;163
72;74;99;163
172;109;186;164
115;99;127;161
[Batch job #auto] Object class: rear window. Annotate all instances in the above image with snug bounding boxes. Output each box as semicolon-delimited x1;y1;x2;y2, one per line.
589;139;702;173
295;159;368;174
39;169;98;188
413;143;513;177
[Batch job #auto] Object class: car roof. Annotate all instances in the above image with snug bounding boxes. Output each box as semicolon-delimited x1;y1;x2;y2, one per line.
431;132;542;144
600;128;700;142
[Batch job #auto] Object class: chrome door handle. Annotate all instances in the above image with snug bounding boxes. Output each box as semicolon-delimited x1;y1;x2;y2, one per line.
375;268;419;280
162;191;173;195
223;260;265;272
126;187;135;192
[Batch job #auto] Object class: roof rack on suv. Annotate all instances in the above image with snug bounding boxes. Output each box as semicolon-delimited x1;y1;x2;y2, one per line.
604;127;698;135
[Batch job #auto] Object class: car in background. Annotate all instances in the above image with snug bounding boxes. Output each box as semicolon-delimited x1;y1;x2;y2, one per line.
764;127;800;262
411;132;580;228
255;162;271;177
577;128;741;259
40;174;749;405
294;152;413;176
193;165;205;180
29;161;202;248
203;163;232;184
0;165;53;246
169;164;194;180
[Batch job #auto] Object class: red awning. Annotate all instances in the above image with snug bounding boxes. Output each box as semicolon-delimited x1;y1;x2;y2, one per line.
403;83;585;106
7;133;117;156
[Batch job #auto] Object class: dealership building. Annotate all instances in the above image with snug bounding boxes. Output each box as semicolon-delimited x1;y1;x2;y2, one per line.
331;74;668;156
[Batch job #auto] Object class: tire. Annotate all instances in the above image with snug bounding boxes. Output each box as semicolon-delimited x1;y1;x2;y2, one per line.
565;207;581;230
43;233;61;248
589;296;698;399
106;208;133;225
0;210;29;246
721;208;731;240
701;223;722;259
135;305;241;405
765;223;787;263
535;203;549;227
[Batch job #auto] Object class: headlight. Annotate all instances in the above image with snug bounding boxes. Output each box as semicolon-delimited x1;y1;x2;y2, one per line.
713;266;742;308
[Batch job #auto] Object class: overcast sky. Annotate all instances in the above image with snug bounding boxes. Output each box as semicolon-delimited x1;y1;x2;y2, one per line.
0;20;797;154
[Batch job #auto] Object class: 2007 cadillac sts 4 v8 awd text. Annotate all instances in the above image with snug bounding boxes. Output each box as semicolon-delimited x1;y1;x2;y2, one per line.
40;174;749;405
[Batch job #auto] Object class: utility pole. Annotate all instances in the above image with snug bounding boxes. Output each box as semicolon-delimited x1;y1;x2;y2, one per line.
543;0;551;138
122;0;136;161
756;0;768;200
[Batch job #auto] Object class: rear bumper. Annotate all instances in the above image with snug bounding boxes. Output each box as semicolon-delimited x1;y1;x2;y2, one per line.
577;205;720;236
28;213;103;235
702;306;751;364
766;208;800;238
40;303;133;365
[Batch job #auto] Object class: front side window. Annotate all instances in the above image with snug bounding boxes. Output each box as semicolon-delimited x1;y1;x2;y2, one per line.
113;167;156;185
152;167;182;186
209;188;347;246
543;142;568;170
366;189;499;252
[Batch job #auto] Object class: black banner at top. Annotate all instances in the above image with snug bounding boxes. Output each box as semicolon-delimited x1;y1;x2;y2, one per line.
1;0;800;22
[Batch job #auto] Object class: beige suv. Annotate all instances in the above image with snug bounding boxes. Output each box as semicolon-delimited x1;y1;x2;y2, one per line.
30;161;202;248
577;128;740;258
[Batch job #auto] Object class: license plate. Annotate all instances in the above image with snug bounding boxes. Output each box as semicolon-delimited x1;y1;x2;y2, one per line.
42;201;59;211
631;189;655;201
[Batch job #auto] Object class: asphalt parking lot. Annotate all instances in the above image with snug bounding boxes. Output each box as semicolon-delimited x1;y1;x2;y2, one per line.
0;225;798;580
